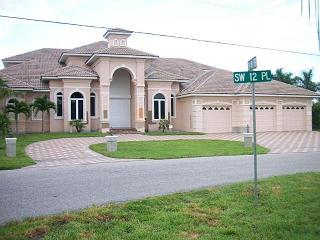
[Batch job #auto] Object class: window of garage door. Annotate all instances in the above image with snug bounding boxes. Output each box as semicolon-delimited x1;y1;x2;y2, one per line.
202;106;231;133
250;106;276;132
282;106;306;131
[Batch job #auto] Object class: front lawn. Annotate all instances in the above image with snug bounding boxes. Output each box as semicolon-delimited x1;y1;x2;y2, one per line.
0;132;108;170
1;172;319;239
90;140;269;159
145;131;205;136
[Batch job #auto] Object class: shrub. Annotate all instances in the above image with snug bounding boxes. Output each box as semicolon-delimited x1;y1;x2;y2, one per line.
158;119;170;132
0;112;10;137
69;120;87;133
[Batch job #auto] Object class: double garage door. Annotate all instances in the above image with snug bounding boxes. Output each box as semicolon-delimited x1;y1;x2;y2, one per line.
202;106;231;133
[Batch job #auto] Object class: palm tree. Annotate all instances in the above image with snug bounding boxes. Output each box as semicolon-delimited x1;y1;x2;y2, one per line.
5;99;31;135
272;68;296;85
31;95;56;133
0;78;14;100
296;69;318;92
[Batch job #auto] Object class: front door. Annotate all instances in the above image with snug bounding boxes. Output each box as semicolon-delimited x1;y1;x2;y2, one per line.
109;69;132;128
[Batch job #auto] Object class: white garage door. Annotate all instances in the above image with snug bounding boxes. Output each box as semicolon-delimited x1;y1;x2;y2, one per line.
250;106;276;132
202;106;231;133
109;98;131;128
283;106;306;131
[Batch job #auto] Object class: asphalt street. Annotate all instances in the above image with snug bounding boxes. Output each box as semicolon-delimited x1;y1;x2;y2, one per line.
0;152;319;225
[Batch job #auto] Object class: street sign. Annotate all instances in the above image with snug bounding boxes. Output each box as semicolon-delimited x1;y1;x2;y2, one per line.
233;70;272;84
233;57;272;207
248;56;257;71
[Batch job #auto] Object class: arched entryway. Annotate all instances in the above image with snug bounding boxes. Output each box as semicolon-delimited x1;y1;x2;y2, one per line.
109;68;133;128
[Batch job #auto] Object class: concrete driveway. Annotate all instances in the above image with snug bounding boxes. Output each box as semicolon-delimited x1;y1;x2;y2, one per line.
25;131;320;168
1;152;319;225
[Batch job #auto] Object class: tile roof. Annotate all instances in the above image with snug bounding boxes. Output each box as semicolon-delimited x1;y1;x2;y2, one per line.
64;41;108;54
0;43;318;96
2;48;67;62
145;66;188;80
42;65;98;79
0;48;65;90
179;69;318;96
103;28;133;38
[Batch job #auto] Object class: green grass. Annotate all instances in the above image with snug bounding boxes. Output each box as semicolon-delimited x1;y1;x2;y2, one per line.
1;172;319;240
90;140;269;159
144;131;205;136
0;132;108;170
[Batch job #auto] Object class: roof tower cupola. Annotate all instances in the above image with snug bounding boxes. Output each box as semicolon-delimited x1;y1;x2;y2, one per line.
103;28;133;48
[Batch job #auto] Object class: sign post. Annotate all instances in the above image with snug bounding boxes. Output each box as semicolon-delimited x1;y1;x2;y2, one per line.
233;57;272;206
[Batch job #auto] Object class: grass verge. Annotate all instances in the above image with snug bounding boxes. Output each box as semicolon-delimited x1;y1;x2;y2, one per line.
0;132;108;170
144;131;205;136
0;172;319;239
90;140;269;159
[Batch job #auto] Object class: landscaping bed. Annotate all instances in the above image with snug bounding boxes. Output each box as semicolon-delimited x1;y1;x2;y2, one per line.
90;139;269;159
0;132;107;170
1;172;319;239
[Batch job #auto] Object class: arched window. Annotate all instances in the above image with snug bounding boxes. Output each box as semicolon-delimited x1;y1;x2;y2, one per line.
113;39;119;46
90;92;96;117
120;39;126;46
170;94;176;117
70;92;84;120
153;93;165;120
56;92;63;118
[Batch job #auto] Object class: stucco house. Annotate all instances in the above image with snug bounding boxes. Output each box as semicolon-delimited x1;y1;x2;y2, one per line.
0;29;318;134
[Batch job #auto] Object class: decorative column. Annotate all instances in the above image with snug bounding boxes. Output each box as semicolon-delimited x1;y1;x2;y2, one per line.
306;105;312;131
100;84;110;132
135;60;146;132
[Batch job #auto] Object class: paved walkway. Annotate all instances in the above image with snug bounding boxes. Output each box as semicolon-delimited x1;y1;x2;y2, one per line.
25;131;320;168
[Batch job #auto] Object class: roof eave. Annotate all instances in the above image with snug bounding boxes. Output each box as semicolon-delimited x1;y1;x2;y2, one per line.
41;76;98;80
86;53;158;66
177;93;320;98
58;53;92;63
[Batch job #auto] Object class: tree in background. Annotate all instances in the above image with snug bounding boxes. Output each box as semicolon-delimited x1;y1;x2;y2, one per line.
296;69;318;92
31;95;56;133
312;101;320;130
5;99;31;135
272;68;297;85
0;78;14;100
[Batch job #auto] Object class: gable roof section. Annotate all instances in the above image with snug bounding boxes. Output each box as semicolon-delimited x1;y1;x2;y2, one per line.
58;41;109;63
145;58;217;81
86;47;158;65
0;56;62;90
179;69;318;97
41;65;98;79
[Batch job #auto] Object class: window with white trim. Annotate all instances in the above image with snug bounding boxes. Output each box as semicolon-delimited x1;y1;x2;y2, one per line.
120;39;126;46
90;92;96;117
70;92;84;120
170;94;176;117
153;93;165;120
113;39;119;46
56;92;63;118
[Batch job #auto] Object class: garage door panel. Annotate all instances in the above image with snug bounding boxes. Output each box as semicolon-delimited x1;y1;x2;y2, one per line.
283;106;305;131
250;106;276;132
202;106;231;133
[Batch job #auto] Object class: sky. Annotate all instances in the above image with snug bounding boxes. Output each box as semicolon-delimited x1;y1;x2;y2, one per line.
0;0;319;82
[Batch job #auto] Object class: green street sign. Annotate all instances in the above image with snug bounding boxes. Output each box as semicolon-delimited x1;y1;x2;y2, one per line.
233;70;272;84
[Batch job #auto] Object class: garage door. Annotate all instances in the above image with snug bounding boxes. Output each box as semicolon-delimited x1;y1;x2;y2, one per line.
283;106;306;131
250;106;276;132
202;106;231;133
